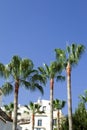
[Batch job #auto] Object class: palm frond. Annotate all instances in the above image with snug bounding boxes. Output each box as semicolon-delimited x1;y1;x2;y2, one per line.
38;66;48;81
56;75;65;82
4;105;9;111
55;48;66;63
66;45;71;54
4;65;11;79
53;99;66;110
7;55;22;79
24;105;30;110
20;79;31;89
31;83;44;95
0;63;5;77
31;74;46;85
76;44;85;59
29;102;34;111
9;102;14;109
66;43;85;67
44;64;50;75
51;61;63;73
4;102;14;113
21;59;34;74
1;82;13;95
38;67;47;75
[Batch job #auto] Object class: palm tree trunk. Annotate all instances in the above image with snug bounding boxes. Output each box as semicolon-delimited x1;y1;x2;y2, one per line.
57;110;60;130
32;113;34;130
66;62;73;130
50;78;54;130
13;81;19;130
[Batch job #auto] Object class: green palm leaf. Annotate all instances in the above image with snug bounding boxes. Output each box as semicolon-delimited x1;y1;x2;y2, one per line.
1;82;13;95
56;75;65;82
20;79;31;88
34;83;44;95
0;63;5;77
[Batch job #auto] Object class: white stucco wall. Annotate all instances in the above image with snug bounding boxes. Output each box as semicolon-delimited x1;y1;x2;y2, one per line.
20;123;30;130
18;99;63;130
0;119;22;130
0;119;12;130
34;115;50;130
0;119;6;130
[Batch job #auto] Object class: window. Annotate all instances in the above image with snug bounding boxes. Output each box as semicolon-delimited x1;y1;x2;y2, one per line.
36;128;41;130
37;119;42;126
43;106;46;111
53;119;57;126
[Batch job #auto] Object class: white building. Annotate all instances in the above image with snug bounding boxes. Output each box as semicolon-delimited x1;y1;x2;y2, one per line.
18;99;64;130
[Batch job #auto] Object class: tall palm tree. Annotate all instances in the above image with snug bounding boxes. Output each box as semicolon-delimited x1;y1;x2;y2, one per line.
53;99;66;130
3;102;14;119
25;101;44;130
38;62;65;130
1;55;46;130
55;43;85;130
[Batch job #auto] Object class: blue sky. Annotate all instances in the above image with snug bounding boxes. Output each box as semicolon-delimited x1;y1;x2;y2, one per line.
0;0;87;115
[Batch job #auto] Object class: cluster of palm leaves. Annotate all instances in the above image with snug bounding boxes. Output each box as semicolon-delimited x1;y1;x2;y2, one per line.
0;43;85;130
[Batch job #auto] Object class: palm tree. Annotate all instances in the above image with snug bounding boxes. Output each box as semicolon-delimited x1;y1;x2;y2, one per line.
3;102;14;119
53;99;66;130
25;101;44;130
55;43;85;130
1;55;46;130
38;62;65;130
3;102;21;120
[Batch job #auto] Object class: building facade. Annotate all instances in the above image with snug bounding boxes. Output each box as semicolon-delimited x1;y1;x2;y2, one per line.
18;99;63;130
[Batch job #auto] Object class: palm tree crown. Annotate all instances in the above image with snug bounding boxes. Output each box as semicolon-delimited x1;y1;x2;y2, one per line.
38;61;65;130
55;43;85;130
0;55;46;130
55;43;85;68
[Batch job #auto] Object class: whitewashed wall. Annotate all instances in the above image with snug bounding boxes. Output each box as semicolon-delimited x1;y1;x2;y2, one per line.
0;120;12;130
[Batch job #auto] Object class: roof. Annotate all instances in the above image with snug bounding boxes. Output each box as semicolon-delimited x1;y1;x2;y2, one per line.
0;108;13;122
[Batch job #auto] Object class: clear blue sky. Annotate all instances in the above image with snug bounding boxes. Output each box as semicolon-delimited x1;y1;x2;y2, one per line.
0;0;87;115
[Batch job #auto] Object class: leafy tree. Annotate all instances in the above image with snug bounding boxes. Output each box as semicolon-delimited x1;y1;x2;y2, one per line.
73;103;87;130
55;43;85;130
53;99;66;130
61;102;87;130
1;55;46;130
38;62;65;130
